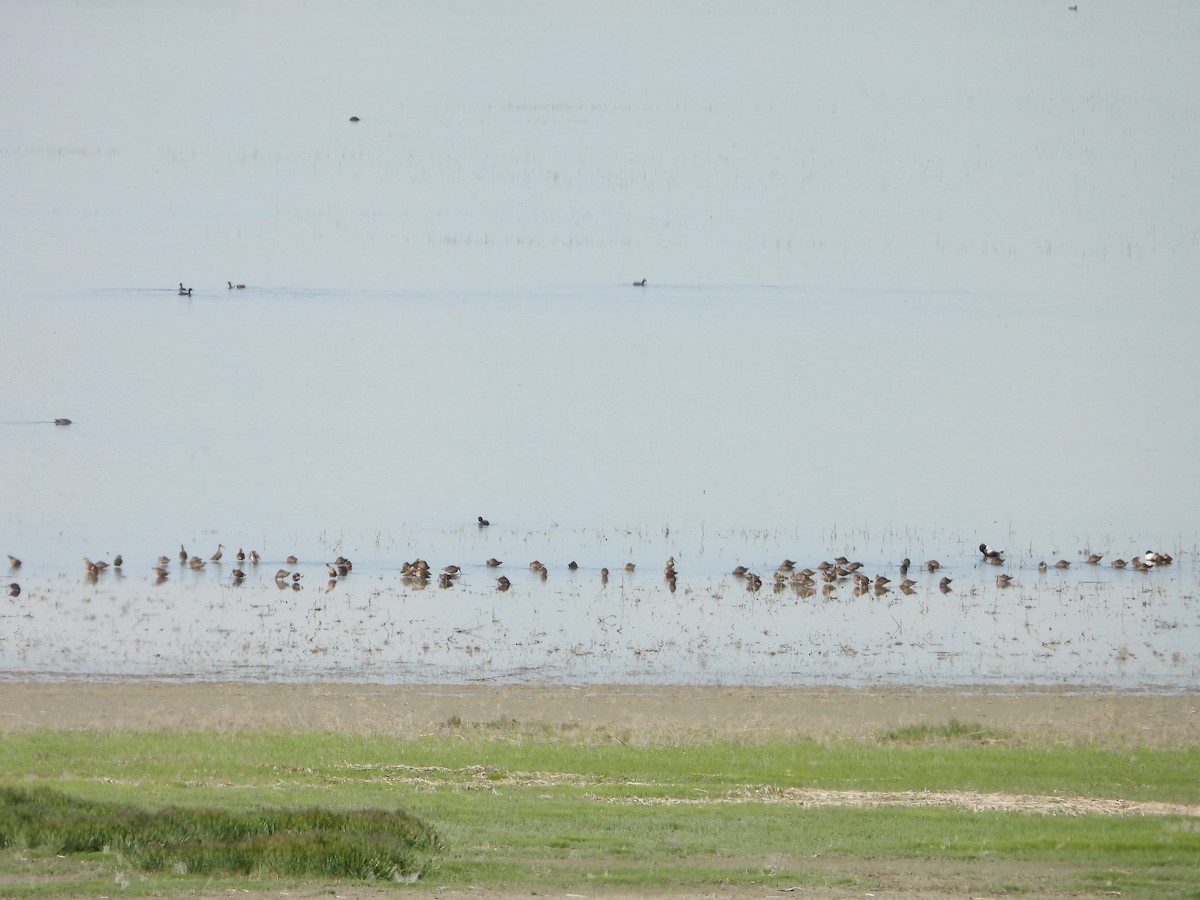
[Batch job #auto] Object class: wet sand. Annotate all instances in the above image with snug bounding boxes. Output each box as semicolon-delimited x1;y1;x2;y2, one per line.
2;681;1196;747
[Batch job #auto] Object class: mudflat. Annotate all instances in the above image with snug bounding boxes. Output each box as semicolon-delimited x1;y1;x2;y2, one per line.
2;682;1196;747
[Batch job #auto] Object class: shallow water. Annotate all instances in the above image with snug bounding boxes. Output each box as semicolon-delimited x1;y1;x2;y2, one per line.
2;1;1198;688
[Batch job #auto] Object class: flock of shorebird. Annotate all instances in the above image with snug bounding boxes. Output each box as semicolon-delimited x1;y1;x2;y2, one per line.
5;536;1178;601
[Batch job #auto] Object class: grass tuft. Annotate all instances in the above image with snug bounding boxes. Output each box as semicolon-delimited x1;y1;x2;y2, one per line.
0;786;440;881
880;719;1003;744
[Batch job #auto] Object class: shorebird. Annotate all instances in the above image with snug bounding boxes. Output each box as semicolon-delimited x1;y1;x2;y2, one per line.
211;544;224;562
7;583;18;597
1086;553;1104;564
600;567;609;583
152;566;169;577
899;558;910;576
939;576;953;592
1111;559;1127;569
237;548;246;562
496;575;511;590
275;569;289;580
443;564;461;575
997;574;1014;588
7;555;20;569
486;558;502;567
189;557;206;570
232;569;246;580
54;418;72;426
926;559;942;572
113;554;123;568
286;555;299;565
179;544;188;563
157;555;170;566
568;561;579;570
326;563;339;578
228;281;245;289
1054;559;1070;569
732;565;748;576
248;550;261;563
625;562;636;572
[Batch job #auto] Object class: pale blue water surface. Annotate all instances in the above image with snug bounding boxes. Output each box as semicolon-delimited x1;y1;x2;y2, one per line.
1;1;1198;687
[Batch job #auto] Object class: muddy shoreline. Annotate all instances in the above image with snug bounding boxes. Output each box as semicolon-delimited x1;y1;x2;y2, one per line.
2;682;1196;747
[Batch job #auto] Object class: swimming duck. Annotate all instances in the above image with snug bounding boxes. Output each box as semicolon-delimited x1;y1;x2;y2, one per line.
228;281;246;289
979;543;1004;562
478;516;490;526
633;278;646;286
1111;559;1127;569
178;283;192;296
997;574;1014;588
486;558;502;567
1054;559;1070;569
1086;553;1104;564
54;418;72;426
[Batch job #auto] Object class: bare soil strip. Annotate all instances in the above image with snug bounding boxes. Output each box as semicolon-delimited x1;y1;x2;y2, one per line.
2;682;1197;749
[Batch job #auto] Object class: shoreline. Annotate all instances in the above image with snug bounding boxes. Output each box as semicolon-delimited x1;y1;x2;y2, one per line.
2;681;1196;747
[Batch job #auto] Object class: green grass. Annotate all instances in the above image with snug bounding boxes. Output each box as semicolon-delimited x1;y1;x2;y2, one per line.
1;726;1197;897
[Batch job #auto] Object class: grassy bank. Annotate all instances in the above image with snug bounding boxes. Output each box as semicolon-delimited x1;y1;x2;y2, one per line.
1;723;1197;897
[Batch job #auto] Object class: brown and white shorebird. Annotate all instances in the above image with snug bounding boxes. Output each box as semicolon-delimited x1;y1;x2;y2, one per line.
211;544;224;562
275;569;290;580
237;548;246;562
496;575;511;591
179;544;188;563
113;554;123;568
8;555;21;570
1086;553;1104;564
939;577;953;593
286;555;299;565
997;573;1014;588
7;582;19;597
486;558;502;567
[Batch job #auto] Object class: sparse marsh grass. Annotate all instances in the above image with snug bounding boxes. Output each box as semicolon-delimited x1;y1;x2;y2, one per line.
1;724;1197;896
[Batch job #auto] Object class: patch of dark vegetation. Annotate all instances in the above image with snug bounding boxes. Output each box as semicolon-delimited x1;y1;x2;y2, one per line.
879;719;1006;744
0;786;441;881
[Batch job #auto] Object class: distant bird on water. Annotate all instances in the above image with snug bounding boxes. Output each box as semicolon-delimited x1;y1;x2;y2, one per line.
7;555;20;570
979;543;1004;563
7;582;19;597
633;278;646;286
178;282;192;296
228;281;245;289
478;516;489;526
54;418;72;426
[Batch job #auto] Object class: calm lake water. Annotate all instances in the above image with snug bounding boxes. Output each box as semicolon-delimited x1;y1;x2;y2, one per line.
2;1;1198;688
